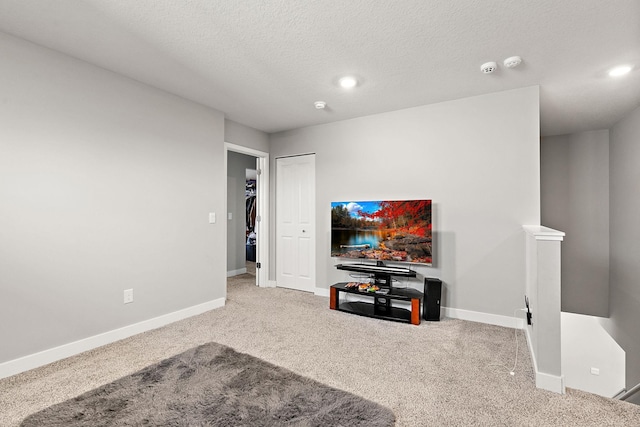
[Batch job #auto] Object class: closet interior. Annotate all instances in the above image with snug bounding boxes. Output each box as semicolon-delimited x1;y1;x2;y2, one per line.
246;178;256;262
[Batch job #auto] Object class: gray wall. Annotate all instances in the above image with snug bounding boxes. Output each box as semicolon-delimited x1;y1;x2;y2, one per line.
227;152;257;272
541;131;610;317
0;32;226;363
269;86;540;317
224;119;270;153
601;105;640;403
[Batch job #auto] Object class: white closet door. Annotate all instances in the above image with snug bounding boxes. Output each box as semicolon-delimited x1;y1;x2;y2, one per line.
276;154;315;292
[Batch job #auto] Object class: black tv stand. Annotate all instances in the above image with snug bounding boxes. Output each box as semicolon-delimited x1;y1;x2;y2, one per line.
331;262;422;325
335;262;416;289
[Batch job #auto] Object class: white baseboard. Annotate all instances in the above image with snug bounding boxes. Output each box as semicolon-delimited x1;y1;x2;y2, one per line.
227;268;247;277
0;298;225;380
266;280;277;288
314;287;330;297
523;326;565;394
536;371;565;394
442;307;524;329
319;290;524;329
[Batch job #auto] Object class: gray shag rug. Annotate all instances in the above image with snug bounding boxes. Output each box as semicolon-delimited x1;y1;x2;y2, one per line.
20;342;394;427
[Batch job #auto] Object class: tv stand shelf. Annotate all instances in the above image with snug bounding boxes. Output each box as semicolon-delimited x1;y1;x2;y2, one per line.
330;283;423;325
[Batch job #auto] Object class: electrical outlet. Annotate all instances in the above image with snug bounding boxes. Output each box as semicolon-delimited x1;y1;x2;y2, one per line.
590;367;600;376
124;289;134;304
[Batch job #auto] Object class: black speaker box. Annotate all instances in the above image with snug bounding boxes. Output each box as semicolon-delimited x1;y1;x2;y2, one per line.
423;277;442;321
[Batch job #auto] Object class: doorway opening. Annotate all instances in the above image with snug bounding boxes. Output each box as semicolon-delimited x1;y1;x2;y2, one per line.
225;143;269;288
245;167;257;277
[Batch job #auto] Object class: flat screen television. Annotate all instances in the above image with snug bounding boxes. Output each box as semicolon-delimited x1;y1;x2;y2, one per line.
331;199;432;266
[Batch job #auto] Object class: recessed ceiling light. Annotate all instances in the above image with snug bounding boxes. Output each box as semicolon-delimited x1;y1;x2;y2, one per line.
338;76;358;89
609;65;632;77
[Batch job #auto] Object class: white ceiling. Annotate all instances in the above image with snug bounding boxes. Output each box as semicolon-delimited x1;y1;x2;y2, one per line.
0;0;638;136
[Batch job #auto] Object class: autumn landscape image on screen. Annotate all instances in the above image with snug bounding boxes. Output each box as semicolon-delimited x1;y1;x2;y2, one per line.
331;199;432;265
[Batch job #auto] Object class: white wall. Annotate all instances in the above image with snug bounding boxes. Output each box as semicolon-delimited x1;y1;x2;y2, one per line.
0;33;226;365
269;87;540;319
602;104;640;404
541;131;610;317
562;312;625;397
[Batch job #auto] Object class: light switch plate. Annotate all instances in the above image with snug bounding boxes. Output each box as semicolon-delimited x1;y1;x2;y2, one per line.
209;212;216;224
228;212;233;220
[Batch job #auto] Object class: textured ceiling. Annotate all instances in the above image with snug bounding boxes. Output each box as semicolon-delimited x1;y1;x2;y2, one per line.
0;0;638;135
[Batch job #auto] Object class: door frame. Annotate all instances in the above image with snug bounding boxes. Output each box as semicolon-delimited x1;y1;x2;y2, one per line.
224;142;270;288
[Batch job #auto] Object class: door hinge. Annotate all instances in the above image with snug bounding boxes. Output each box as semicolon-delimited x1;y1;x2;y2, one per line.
256;215;261;222
256;169;262;176
256;263;261;269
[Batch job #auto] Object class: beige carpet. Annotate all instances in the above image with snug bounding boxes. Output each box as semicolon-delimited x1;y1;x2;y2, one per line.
2;274;640;426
